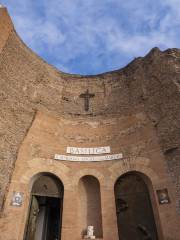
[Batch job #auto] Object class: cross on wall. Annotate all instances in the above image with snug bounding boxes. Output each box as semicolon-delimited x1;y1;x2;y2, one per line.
79;90;95;112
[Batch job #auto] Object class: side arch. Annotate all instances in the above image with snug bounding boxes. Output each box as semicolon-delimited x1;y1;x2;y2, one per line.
19;158;70;190
29;172;64;197
24;172;64;240
110;157;160;185
109;157;164;240
114;171;159;240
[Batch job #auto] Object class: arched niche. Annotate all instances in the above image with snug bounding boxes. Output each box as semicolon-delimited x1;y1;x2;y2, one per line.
114;171;158;240
24;172;64;240
78;175;103;238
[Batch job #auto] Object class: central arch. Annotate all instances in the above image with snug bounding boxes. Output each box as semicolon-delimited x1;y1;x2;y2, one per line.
24;172;64;240
78;175;103;239
114;171;158;240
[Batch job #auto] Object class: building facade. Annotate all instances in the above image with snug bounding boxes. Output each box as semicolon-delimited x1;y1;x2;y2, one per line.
0;6;180;240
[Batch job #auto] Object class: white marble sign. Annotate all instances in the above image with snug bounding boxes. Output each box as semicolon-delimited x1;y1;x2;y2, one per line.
67;146;110;155
54;153;123;162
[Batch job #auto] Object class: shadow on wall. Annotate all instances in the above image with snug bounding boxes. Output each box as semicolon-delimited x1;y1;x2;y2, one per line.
78;175;103;238
114;171;159;240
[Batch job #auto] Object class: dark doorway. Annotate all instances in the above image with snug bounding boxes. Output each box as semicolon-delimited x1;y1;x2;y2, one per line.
24;173;63;240
114;172;158;240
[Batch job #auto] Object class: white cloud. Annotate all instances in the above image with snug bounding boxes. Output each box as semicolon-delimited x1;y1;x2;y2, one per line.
1;0;180;74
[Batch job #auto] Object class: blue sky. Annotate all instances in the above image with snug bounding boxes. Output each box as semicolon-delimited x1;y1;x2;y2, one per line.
1;0;180;75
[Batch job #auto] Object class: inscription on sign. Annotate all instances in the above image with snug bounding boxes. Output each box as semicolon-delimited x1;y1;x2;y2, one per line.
54;153;123;162
67;146;111;155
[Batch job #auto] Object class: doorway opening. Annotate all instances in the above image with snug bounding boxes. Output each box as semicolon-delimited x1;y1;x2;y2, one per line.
24;173;64;240
114;172;158;240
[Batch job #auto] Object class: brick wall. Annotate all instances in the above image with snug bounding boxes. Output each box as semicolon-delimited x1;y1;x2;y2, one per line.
0;8;179;216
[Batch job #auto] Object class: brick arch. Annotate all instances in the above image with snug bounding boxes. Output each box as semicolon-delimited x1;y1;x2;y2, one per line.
19;158;70;190
78;175;103;238
111;157;163;239
72;168;106;186
109;157;160;187
28;172;64;193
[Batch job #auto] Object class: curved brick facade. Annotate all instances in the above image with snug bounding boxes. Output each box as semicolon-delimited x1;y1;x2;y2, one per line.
0;6;180;240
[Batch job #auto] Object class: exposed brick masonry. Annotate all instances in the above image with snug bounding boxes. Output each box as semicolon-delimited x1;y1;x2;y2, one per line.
0;7;179;217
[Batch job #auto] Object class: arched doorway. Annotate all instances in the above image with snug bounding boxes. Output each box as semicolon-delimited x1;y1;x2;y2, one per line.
24;173;64;240
78;175;103;238
114;172;158;240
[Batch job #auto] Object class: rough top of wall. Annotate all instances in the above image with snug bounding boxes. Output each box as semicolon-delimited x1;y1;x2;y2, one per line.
0;7;180;212
0;7;13;53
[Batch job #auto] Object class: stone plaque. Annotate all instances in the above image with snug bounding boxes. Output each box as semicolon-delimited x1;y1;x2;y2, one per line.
54;153;123;162
67;146;111;155
157;189;170;204
11;192;24;207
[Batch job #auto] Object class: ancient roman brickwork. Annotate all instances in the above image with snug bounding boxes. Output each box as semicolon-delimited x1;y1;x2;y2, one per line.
0;111;179;240
0;6;180;214
0;6;180;240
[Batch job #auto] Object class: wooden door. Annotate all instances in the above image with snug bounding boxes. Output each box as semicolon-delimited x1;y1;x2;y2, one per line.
25;196;39;240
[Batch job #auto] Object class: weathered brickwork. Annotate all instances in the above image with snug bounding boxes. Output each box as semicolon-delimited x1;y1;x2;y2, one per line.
165;148;180;213
0;6;180;240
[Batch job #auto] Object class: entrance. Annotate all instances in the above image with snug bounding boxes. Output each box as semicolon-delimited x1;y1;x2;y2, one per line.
114;172;158;240
24;173;64;240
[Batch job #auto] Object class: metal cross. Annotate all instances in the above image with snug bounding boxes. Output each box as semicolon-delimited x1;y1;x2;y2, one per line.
79;90;95;111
